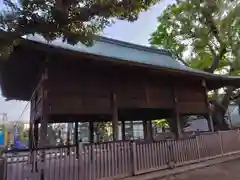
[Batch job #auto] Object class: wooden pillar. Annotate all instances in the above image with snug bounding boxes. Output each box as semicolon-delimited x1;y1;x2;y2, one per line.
207;113;214;132
39;60;50;179
144;78;153;140
89;121;94;143
67;123;71;145
39;118;48;148
121;120;126;140
66;123;71;155
39;58;49;148
39;73;48;149
39;115;48;178
143;120;148;140
74;122;79;158
202;80;214;132
34;122;39;148
172;83;182;138
40;88;49;149
29;119;36;172
29;102;35;172
28;120;33;149
111;92;119;141
148;120;153;140
39;116;48;174
130;120;134;139
75;122;79;144
144;120;153;140
176;113;182;137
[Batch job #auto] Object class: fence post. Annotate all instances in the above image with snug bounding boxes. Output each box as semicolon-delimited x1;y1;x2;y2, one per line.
196;136;201;162
40;149;45;180
130;141;137;176
218;131;224;155
167;140;175;169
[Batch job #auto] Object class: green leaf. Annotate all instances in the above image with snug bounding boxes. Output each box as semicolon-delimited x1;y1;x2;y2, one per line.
150;0;239;74
153;119;169;128
0;0;162;58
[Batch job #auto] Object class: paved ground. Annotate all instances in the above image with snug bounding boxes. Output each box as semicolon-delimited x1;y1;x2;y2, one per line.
161;159;240;180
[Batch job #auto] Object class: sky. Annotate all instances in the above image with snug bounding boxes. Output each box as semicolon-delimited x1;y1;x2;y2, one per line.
0;0;173;122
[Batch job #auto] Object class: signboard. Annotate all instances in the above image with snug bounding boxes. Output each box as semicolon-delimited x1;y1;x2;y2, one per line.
0;131;4;146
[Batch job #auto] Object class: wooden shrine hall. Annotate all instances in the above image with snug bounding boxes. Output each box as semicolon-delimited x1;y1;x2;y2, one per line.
1;35;240;147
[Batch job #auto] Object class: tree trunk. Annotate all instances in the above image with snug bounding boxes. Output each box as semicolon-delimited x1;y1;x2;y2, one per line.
208;85;236;131
211;107;229;131
210;86;235;131
211;87;235;131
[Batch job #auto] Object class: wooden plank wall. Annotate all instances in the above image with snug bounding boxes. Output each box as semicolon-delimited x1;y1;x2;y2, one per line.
36;59;208;116
115;73;173;109
175;81;208;114
46;69;112;115
146;76;173;109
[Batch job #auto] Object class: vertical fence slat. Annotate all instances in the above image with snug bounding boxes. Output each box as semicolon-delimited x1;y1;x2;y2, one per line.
3;129;240;180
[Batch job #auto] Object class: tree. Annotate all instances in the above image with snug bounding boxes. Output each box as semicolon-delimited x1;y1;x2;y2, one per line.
0;0;160;58
150;0;240;132
154;119;168;128
93;122;112;142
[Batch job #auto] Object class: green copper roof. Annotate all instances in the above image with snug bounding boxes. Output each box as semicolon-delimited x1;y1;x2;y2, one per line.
24;35;239;81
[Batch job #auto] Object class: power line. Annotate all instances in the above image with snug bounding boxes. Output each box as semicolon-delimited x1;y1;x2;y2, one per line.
16;101;30;122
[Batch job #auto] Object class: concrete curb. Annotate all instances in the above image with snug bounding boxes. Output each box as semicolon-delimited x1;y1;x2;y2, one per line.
121;153;240;180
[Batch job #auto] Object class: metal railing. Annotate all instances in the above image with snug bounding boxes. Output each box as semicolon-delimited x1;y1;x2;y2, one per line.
3;129;240;180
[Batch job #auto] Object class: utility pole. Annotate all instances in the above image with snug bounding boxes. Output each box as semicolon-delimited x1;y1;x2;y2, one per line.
0;113;8;125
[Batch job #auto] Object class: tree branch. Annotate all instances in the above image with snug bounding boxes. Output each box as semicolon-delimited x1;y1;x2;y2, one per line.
205;44;227;73
198;4;227;73
207;42;216;56
55;0;146;23
220;66;237;110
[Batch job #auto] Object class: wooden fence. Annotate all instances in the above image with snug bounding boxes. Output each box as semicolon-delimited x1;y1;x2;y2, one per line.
2;130;240;180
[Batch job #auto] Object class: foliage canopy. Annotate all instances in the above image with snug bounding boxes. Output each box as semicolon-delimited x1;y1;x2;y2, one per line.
0;0;159;45
150;0;239;74
150;0;240;131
